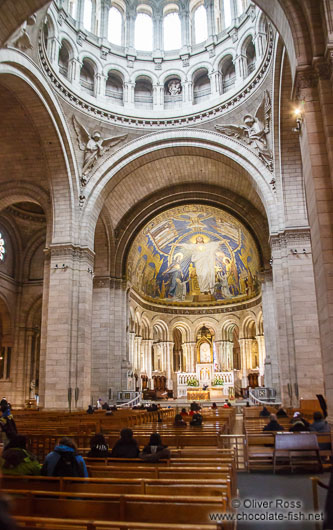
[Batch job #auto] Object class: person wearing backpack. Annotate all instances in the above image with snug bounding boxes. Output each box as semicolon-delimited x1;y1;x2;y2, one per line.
41;436;88;477
0;435;41;476
0;400;17;444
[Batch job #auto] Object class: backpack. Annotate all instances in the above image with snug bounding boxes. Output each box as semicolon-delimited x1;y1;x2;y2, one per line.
0;416;17;439
52;451;83;477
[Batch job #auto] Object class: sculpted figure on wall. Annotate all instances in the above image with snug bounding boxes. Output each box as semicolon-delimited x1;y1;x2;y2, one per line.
215;90;273;171
72;115;128;184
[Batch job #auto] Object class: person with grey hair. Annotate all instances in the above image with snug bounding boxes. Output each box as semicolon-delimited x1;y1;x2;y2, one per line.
263;414;284;432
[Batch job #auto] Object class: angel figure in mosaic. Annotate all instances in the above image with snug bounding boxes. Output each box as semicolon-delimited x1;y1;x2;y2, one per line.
215;90;273;170
72;115;127;183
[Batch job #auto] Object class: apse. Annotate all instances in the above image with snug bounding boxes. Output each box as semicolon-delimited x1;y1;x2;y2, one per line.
127;204;261;307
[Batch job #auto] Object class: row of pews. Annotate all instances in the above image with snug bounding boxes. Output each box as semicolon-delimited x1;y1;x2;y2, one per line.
243;406;332;472
2;406;236;529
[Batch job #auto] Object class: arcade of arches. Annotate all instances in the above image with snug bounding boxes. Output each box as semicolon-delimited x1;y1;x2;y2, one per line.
0;0;332;420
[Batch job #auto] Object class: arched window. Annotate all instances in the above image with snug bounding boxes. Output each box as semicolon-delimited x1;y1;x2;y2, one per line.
194;4;207;44
68;0;77;19
223;0;232;28
0;232;5;261
108;5;122;45
80;59;95;95
83;0;92;32
246;38;256;75
134;76;153;109
221;55;235;93
135;11;153;51
164;11;181;50
193;68;211;103
58;40;70;78
106;71;124;105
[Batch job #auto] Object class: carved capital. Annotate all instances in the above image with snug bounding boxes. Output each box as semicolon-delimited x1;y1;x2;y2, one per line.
313;57;331;80
295;67;318;99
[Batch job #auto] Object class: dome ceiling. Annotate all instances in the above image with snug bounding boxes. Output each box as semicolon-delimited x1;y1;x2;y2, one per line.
127;204;261;307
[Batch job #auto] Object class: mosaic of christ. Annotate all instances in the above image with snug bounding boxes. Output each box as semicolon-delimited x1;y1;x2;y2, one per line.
127;205;261;305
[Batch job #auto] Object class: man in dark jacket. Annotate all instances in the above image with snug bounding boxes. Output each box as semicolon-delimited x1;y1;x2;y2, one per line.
41;436;88;477
309;411;330;433
263;414;284;432
111;428;140;458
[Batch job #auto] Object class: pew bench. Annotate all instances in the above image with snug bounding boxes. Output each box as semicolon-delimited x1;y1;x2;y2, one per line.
273;433;323;473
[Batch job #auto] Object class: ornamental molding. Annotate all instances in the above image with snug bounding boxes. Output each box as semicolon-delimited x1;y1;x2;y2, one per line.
295;57;333;99
270;228;311;250
38;23;274;130
6;206;46;224
129;289;262;315
46;243;95;264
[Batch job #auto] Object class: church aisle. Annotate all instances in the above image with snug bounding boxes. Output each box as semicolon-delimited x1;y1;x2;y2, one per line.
237;471;329;529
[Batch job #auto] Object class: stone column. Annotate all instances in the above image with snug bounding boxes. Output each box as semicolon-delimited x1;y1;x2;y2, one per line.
234;54;247;84
230;0;238;23
204;0;215;38
49;37;61;65
124;81;135;108
270;230;324;406
128;332;135;367
256;334;266;386
153;13;163;53
214;340;223;370
40;244;94;410
100;0;109;40
239;338;248;388
166;341;173;389
95;73;106;96
146;339;153;384
76;0;85;30
179;6;190;50
209;70;220;97
125;8;135;51
226;341;234;370
295;64;333;423
254;31;266;61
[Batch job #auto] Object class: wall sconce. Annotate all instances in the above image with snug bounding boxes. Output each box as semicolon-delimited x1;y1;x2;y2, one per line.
292;107;303;133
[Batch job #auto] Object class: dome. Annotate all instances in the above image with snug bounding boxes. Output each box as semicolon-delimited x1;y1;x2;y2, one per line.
42;0;272;123
127;204;261;308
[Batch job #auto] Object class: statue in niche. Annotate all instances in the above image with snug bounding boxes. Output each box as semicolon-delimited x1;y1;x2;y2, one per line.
7;14;36;51
72;116;128;184
168;80;181;96
215;90;273;171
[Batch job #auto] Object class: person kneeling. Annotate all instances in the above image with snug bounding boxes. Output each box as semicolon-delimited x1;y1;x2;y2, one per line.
190;412;203;426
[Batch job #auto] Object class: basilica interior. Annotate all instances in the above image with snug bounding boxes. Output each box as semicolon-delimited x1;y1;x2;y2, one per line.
0;0;332;421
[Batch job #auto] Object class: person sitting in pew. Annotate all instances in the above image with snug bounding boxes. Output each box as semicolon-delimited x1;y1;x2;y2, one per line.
87;434;111;457
111;428;140;458
262;414;285;432
289;412;310;432
180;408;189;417
276;407;288;417
211;402;217;409
190;412;203;426
259;406;270;417
0;435;41;476
42;436;88;477
140;433;171;462
309;411;330;433
174;414;187;427
86;405;94;414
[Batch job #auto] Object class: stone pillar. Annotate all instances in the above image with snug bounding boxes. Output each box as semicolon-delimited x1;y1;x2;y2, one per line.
183;80;193;103
270;229;324;406
95;73;106;96
239;338;248;388
226;341;234;370
209;70;220;97
256;334;266;386
76;0;85;30
49;36;61;65
214;340;223;370
40;245;94;410
153;13;163;53
295;63;333;423
166;341;173;389
124;81;135;108
100;0;109;39
179;7;190;50
204;0;215;38
146;339;153;384
261;270;280;393
230;0;238;23
189;342;196;372
254;31;266;61
125;8;135;51
128;332;135;367
153;83;164;110
234;53;247;84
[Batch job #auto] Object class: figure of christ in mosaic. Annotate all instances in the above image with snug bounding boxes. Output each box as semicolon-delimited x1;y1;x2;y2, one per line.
179;236;223;294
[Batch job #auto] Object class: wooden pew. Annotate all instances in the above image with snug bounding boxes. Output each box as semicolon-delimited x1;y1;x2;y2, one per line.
273;433;323;473
5;489;230;527
15;516;223;530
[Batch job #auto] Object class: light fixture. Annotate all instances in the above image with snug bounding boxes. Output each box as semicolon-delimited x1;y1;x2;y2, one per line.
292;107;303;133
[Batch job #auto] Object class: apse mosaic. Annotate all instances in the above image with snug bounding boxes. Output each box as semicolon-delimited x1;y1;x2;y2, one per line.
127;205;261;305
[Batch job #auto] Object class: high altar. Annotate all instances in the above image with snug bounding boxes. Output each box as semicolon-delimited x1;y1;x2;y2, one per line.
176;325;234;400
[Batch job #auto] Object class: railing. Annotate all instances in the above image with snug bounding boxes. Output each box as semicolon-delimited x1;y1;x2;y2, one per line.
105;88;123;101
117;392;141;408
249;388;281;406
